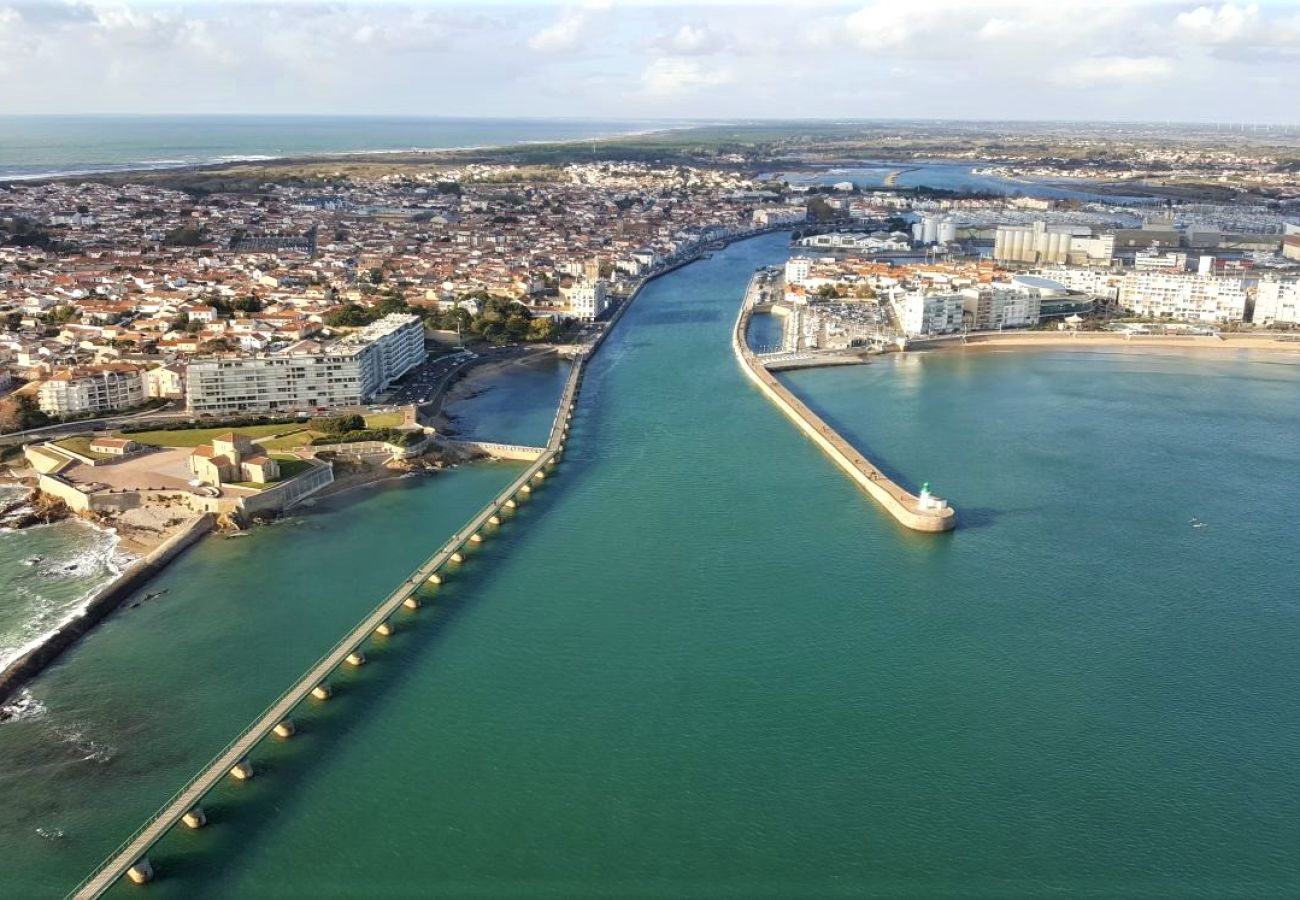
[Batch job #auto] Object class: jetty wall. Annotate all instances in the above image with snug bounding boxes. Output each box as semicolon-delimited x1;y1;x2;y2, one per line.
733;283;956;534
0;513;214;706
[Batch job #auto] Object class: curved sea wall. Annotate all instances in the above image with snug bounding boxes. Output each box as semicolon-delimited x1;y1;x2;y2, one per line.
733;292;956;534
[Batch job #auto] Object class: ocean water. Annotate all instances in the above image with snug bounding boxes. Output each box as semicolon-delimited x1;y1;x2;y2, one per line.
0;116;671;180
0;486;127;677
442;356;573;446
2;234;1299;897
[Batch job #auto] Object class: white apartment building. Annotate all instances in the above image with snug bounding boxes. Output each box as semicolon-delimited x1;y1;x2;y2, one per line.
784;257;812;285
331;313;426;394
38;366;145;415
1118;273;1248;323
567;280;609;321
752;206;808;227
960;287;1042;331
899;292;965;336
1038;267;1123;299
185;313;425;415
1254;279;1300;325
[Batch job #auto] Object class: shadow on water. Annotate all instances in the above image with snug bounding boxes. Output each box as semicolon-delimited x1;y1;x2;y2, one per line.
97;473;573;900
952;507;1000;530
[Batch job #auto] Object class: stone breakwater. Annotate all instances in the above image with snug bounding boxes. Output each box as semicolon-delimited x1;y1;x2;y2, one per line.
734;281;956;534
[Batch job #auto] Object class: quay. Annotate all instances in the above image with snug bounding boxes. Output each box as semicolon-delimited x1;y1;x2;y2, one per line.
734;274;956;534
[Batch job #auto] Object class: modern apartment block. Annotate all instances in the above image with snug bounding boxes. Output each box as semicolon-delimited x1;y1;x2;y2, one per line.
1117;273;1248;323
960;287;1042;330
567;280;609;321
38;365;146;415
899;292;965;336
185;313;425;415
1254;279;1300;325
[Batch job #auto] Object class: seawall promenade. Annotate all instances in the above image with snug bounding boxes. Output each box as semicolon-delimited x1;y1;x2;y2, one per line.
734;278;956;534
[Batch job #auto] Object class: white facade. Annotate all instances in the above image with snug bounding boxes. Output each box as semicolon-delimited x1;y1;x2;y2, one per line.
185;313;425;415
1254;279;1300;325
960;287;1042;330
567;280;609;321
331;313;426;394
784;257;812;285
752;206;808;227
38;367;145;415
900;292;965;336
1118;273;1248;323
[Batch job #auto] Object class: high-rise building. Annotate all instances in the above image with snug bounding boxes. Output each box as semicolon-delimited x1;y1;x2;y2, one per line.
960;287;1042;330
899;292;964;336
1254;279;1300;325
567;280;609;321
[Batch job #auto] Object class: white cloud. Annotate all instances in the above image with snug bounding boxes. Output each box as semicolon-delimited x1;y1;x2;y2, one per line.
654;23;725;55
1062;55;1174;83
528;9;589;53
1175;3;1261;43
640;57;732;96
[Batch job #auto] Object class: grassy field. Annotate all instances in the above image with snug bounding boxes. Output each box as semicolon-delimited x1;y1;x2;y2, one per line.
118;422;312;448
363;411;405;429
119;414;405;450
53;436;114;460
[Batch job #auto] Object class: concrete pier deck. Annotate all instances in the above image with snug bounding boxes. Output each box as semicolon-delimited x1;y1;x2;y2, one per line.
734;277;956;534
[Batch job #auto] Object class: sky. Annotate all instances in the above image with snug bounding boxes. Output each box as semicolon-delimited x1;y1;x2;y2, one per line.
0;0;1297;122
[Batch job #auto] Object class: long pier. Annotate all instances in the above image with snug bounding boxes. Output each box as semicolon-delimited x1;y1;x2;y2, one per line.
734;276;956;533
69;226;789;900
68;360;585;899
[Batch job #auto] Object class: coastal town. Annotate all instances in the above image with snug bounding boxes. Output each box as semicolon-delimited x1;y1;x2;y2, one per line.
2;156;1299;537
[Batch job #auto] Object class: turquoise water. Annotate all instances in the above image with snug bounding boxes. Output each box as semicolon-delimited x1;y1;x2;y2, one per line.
3;234;1300;897
0;116;669;180
443;357;572;446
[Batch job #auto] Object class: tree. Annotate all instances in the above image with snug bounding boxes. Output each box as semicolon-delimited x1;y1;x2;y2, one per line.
47;305;78;325
326;304;377;327
368;267;384;285
0;394;51;433
319;413;365;435
233;295;264;314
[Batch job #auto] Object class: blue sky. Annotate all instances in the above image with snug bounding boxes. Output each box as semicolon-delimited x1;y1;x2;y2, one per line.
0;1;1298;122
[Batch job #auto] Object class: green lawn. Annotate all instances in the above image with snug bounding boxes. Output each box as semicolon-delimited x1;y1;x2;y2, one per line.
258;430;325;451
272;457;314;478
54;436;114;460
117;422;311;448
363;411;405;429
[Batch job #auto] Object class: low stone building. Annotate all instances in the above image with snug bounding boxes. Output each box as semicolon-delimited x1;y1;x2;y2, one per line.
88;437;140;456
188;432;280;486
